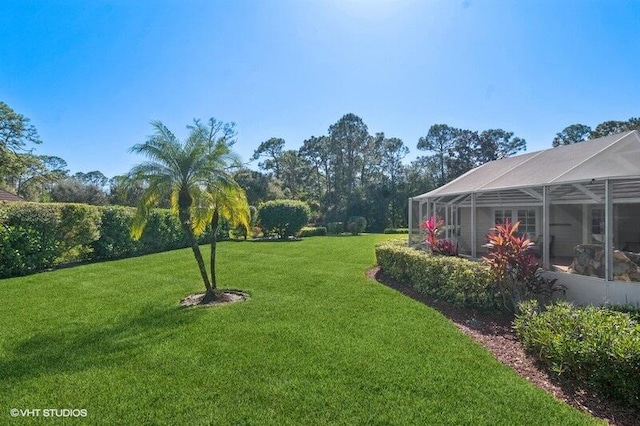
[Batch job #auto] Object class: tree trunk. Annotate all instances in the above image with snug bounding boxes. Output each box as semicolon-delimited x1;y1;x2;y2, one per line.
178;191;214;303
210;208;220;290
183;221;212;293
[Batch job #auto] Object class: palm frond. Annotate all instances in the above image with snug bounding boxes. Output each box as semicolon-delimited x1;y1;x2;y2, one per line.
128;118;249;240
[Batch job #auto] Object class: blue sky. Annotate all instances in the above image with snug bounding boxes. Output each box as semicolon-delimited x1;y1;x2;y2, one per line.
2;0;639;179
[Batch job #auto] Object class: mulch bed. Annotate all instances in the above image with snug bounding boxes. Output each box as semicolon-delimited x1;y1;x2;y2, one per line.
367;267;640;426
180;290;249;308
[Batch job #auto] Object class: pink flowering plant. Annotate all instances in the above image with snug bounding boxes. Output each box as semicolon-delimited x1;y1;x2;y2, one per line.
421;215;457;256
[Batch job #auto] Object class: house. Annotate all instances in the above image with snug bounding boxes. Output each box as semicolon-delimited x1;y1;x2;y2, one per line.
409;130;640;305
0;189;24;202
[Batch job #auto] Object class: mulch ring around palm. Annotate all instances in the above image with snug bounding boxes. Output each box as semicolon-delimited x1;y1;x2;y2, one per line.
180;290;250;308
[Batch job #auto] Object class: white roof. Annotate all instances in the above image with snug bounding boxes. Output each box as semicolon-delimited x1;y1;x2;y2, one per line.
414;130;640;200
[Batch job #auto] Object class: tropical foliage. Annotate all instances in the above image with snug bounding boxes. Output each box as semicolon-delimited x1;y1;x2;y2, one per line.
515;300;640;410
128;120;249;302
421;215;457;256
482;220;537;311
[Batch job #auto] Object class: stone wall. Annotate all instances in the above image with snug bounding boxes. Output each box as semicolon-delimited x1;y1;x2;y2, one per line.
568;244;640;282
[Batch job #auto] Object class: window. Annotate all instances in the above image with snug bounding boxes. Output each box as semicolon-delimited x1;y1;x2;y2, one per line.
494;208;537;236
517;209;536;235
494;209;509;225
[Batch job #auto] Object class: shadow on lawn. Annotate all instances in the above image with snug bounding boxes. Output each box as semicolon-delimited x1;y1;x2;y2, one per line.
0;305;201;382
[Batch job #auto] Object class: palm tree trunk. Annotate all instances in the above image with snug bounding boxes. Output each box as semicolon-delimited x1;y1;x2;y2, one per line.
210;208;220;290
184;223;212;292
178;201;213;298
177;189;216;303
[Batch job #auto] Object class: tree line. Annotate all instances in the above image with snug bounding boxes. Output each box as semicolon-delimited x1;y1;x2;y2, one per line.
1;101;638;232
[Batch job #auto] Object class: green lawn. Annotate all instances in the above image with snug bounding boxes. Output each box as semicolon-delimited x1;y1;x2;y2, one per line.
1;235;598;425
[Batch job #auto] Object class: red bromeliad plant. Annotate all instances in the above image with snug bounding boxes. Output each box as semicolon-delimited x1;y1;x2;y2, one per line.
421;215;457;256
483;220;539;311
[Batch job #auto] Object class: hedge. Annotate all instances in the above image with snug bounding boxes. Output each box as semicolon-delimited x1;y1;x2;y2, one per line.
0;202;228;278
515;301;640;410
383;228;409;234
0;202;102;277
298;226;327;237
375;239;499;310
258;199;311;239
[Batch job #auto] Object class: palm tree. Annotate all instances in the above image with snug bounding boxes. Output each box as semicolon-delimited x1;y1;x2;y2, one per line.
189;119;250;295
128;120;249;302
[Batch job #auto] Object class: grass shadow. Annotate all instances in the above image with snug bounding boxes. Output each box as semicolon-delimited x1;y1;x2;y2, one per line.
0;305;201;382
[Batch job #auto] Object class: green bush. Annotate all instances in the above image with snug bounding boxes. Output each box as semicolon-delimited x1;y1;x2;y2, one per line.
0;202;101;276
58;203;102;260
0;203;198;276
326;222;344;235
347;216;367;235
91;206;139;259
138;210;188;253
93;207;191;259
609;303;640;322
258;199;311;239
0;203;61;277
514;301;640;410
383;228;409;234
375;239;498;310
0;222;57;278
298;226;327;237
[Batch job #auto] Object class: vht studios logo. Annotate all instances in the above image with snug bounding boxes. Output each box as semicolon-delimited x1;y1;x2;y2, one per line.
10;408;88;418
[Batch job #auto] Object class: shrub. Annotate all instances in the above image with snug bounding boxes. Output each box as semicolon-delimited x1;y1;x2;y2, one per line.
383;228;409;234
422;215;444;249
0;202;213;277
0;202;101;276
375;239;499;310
93;207;190;259
91;206;139;259
421;215;457;256
0;222;57;278
515;301;640;410
609;304;640;322
433;238;458;256
138;210;188;253
326;222;344;235
483;220;563;311
0;203;61;277
258;199;311;239
346;216;367;235
58;203;102;260
298;226;327;237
